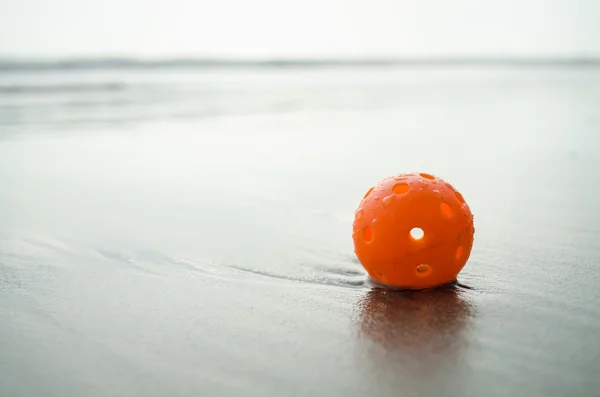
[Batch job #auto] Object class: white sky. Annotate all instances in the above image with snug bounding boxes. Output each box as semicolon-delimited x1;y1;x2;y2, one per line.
1;0;599;58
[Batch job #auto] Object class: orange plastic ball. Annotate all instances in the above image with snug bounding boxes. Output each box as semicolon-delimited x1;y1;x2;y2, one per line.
352;172;474;290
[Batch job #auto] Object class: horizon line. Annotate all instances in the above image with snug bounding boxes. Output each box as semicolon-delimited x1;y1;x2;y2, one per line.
2;55;600;70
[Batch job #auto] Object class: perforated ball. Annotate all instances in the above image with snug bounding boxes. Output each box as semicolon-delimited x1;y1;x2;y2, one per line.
352;172;474;290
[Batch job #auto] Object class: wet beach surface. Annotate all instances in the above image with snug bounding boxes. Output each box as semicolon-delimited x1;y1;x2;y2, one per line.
1;66;600;396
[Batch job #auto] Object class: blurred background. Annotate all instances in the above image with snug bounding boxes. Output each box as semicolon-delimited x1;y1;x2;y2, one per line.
2;0;599;58
1;2;600;397
1;0;600;131
1;0;599;133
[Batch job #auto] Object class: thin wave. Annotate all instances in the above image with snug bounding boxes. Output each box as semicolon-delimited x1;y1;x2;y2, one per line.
225;265;368;290
86;245;371;290
158;254;368;290
0;83;127;94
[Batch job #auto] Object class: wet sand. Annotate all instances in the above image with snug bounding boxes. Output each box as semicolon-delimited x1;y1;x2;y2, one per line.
1;67;599;396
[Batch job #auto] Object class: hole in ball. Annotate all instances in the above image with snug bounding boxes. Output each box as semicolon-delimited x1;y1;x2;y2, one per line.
455;191;465;205
456;245;464;259
440;202;453;217
420;173;435;180
363;225;373;243
416;264;431;276
392;183;409;194
355;208;363;221
410;227;424;241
